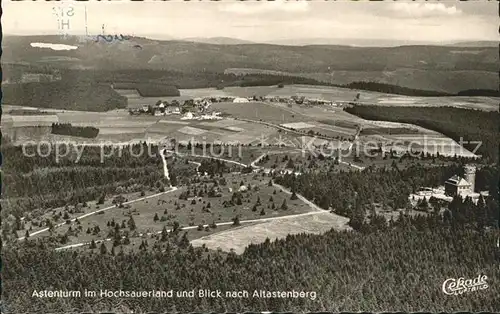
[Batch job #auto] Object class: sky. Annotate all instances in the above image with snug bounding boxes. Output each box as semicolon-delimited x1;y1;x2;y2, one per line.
3;0;498;44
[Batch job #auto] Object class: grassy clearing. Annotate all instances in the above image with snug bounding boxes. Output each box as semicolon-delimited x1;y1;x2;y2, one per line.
35;172;313;248
211;101;308;124
191;211;351;254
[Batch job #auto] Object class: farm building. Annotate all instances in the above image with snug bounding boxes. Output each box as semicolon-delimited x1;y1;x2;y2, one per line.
164;104;180;114
233;97;249;103
181;112;194;120
155;102;180;115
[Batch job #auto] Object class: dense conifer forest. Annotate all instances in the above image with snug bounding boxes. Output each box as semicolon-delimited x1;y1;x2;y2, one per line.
51;123;99;138
3;211;499;313
344;82;452;96
0;142;245;220
345;105;499;162
2;81;128;112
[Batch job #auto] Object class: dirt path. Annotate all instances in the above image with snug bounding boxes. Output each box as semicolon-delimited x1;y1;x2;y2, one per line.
18;187;179;241
55;209;329;251
48;152;348;251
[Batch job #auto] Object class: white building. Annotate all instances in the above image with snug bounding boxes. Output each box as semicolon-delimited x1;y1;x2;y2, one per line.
181;112;194;120
233;97;249;103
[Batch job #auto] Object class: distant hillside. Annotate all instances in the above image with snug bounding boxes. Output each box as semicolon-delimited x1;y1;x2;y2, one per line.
180;37;255;45
2;35;498;94
2;81;127;112
447;41;498;48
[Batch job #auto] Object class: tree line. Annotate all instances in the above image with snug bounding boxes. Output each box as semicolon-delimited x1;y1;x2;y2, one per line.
344;105;499;162
3;209;498;313
51;123;99;138
2;81;127;112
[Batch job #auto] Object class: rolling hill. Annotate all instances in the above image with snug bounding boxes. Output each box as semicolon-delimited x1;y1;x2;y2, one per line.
2;35;498;94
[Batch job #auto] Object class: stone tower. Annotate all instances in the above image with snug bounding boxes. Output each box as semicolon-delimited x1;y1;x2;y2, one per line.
464;165;476;193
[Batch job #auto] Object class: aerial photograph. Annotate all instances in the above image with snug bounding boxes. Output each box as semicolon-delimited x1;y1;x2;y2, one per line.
1;0;499;313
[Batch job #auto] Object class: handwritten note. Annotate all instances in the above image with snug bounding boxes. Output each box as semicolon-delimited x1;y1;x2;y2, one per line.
93;34;131;43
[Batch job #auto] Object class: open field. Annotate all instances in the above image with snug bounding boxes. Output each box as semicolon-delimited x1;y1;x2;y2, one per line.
23;187;176;238
118;83;498;112
191;211;351;254
3;82;487;159
211;101;309;124
79;222;240;254
28;172;314;247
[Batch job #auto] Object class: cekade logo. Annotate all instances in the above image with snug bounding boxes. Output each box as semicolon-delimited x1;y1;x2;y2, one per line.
442;275;488;295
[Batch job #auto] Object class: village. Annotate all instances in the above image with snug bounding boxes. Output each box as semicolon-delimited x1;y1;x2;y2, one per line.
128;94;345;120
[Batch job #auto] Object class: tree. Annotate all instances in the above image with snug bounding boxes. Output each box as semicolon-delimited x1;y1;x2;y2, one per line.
179;232;190;249
97;193;105;205
160;226;169;242
232;216;241;226
128;217;136;231
89;239;97;249
236;197;243;206
154;213;159;222
100;243;107;255
173;221;180;232
281;199;288;210
291;191;298;200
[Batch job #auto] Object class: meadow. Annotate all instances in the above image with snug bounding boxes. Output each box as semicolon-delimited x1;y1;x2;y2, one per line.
191;211;351;254
28;172;314;250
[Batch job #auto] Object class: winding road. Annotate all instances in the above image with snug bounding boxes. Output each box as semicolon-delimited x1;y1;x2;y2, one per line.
26;147;352;250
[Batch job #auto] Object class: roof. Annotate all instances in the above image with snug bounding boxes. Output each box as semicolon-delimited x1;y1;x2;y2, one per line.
445;175;471;187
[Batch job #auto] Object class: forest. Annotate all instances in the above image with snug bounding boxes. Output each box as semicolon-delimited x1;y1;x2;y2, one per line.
51;123;99;138
274;163;498;228
2;140;498;312
58;68;330;90
457;89;500;97
344;105;499;162
344;82;451;96
3;208;499;313
2;81;128;112
0;142;243;220
346;82;500;97
112;82;181;97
